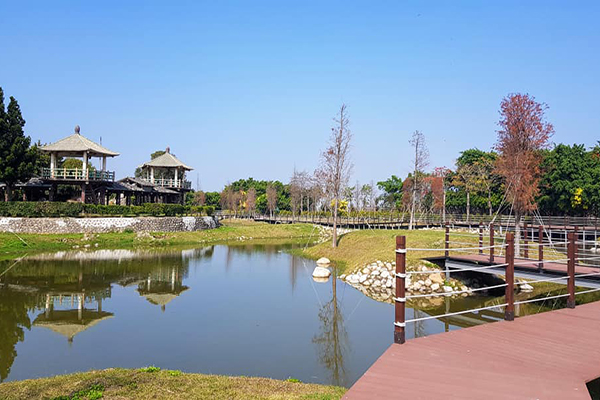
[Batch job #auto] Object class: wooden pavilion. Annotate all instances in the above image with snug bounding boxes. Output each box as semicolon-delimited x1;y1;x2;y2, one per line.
138;147;193;204
39;125;119;204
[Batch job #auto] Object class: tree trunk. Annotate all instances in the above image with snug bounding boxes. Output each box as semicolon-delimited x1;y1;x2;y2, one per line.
488;192;493;216
466;192;470;223
409;186;417;230
515;212;522;257
442;189;446;223
332;197;338;248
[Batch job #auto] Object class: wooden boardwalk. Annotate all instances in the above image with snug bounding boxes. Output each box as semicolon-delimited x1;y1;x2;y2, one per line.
343;301;600;399
448;253;600;276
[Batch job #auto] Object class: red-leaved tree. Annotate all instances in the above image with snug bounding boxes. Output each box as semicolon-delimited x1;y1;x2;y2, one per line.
495;93;553;253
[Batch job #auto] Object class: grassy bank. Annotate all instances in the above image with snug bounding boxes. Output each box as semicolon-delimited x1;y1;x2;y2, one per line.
0;219;321;261
296;228;446;274
0;368;345;400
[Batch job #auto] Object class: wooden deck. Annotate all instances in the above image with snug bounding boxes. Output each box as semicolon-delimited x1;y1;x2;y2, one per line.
448;253;600;276
343;301;600;399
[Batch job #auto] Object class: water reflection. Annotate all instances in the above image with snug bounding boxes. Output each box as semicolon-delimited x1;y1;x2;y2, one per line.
313;270;349;387
0;244;547;386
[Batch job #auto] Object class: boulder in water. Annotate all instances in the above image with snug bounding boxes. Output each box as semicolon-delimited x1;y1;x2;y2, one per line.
316;257;331;266
312;266;331;278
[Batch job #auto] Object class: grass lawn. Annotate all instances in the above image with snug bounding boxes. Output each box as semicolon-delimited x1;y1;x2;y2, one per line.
0;368;345;400
0;219;320;261
297;228;446;274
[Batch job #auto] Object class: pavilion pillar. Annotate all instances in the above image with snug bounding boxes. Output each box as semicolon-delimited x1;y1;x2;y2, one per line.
83;152;88;179
102;156;107;171
49;184;56;201
78;294;84;321
150;167;154;182
50;153;56;177
175;168;179;187
126;194;131;206
81;184;86;203
116;192;121;205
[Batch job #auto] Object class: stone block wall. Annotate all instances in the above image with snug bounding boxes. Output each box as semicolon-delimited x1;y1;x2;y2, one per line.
0;216;219;234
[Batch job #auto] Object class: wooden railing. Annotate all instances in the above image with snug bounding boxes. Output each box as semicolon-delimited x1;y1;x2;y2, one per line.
41;168;115;182
143;178;192;189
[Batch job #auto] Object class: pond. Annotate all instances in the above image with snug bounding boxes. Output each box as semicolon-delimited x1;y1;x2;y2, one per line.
0;244;542;387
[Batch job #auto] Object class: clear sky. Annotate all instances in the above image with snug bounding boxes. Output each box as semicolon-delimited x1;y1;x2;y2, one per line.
1;1;598;191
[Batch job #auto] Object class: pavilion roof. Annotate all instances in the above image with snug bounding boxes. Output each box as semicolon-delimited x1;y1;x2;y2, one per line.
141;147;193;170
40;126;119;157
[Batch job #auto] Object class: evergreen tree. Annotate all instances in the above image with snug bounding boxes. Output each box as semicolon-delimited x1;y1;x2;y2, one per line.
0;88;37;201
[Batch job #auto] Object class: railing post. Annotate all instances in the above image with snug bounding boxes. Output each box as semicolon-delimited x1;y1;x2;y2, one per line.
567;232;576;309
479;222;483;255
538;225;544;271
394;236;406;344
489;223;495;263
445;223;449;258
505;232;515;321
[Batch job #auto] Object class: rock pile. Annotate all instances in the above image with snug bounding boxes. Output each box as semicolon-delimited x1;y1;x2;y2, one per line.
340;261;473;304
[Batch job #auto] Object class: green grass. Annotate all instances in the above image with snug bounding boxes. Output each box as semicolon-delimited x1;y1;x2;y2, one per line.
0;368;345;400
0;219;320;261
296;228;446;274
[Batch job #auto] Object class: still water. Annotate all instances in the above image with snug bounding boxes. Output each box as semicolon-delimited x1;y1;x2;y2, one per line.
0;244;506;387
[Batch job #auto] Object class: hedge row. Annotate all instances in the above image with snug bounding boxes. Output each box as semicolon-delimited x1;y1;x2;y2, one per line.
0;202;215;218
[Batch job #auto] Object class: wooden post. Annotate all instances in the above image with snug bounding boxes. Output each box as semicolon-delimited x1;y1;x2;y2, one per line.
479;223;483;255
489;223;495;263
394;236;406;344
538;225;544;271
445;223;449;258
567;232;576;309
505;232;515;321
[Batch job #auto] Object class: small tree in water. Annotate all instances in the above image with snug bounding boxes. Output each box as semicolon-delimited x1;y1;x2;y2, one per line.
495;93;553;254
320;104;352;248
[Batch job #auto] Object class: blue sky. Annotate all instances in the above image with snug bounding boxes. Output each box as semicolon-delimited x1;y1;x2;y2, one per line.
1;1;598;191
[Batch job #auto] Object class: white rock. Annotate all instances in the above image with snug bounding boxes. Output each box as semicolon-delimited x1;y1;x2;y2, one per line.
520;283;534;292
362;267;371;274
316;257;331;266
380;270;390;279
363;280;372;286
312;267;331;278
425;279;432;287
431;283;440;291
359;275;368;283
373;280;381;287
370;270;380;276
429;273;444;284
443;286;453;293
339;274;346;280
313;276;329;283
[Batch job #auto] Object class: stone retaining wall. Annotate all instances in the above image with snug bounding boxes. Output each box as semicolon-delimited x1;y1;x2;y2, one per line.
0;216;219;234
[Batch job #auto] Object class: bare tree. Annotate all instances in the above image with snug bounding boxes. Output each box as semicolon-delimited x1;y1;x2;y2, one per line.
266;184;278;218
320;104;353;247
433;167;451;223
290;169;303;221
192;190;206;206
454;163;478;223
246;187;257;216
495;93;553;254
408;131;429;230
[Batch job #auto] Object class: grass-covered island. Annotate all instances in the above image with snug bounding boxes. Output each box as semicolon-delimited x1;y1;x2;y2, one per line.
0;368;345;400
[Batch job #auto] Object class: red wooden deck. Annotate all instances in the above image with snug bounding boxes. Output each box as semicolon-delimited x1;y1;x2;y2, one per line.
343;301;600;399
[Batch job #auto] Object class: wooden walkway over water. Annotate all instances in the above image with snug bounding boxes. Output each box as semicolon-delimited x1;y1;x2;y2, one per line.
344;301;600;399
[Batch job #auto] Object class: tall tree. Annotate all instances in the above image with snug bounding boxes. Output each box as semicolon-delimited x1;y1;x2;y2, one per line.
0;90;37;201
377;175;403;210
320;104;353;248
266;184;277;218
433;167;451;222
246;187;257;216
408;131;429;229
495;93;553;253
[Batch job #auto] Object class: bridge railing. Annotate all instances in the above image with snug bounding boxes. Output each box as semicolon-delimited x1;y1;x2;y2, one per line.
394;230;600;344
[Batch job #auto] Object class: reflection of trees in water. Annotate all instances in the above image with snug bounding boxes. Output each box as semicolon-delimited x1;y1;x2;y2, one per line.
313;272;349;387
412;309;427;338
0;247;209;381
0;284;36;382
